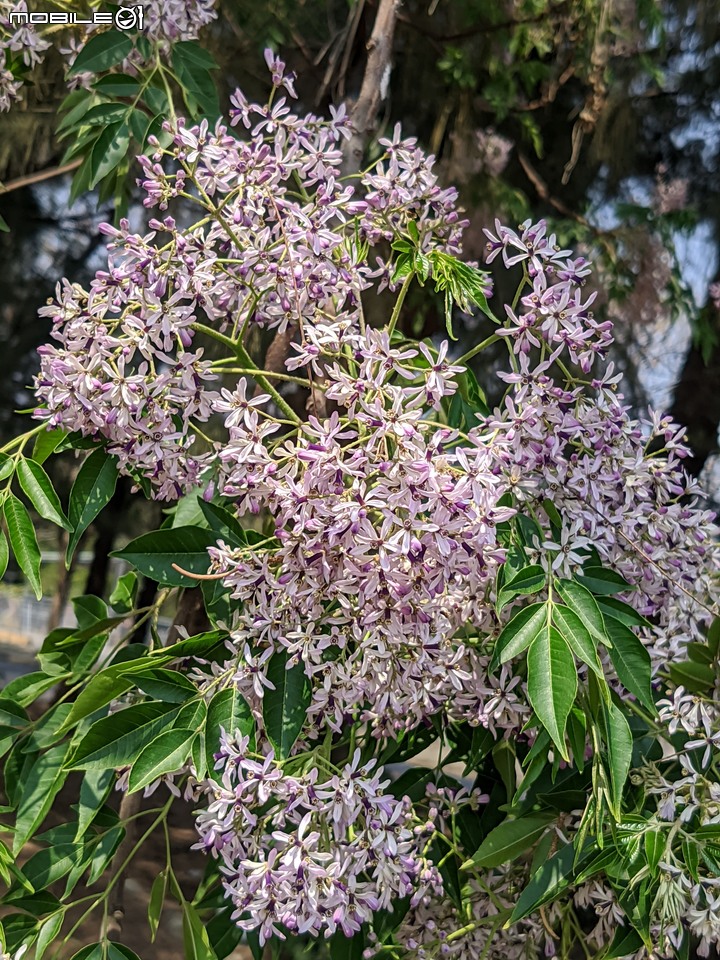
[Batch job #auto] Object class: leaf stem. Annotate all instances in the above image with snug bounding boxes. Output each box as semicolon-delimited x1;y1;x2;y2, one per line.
191;322;300;423
63;795;174;944
0;422;46;455
387;273;413;335
456;332;502;367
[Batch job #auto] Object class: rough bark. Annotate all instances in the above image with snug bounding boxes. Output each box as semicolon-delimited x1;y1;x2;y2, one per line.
341;0;401;175
83;478;129;598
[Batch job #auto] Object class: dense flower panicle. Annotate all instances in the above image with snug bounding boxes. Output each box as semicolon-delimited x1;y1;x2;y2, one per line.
484;218;610;371
34;271;218;499
34;62;471;500
194;734;441;944
27;53;720;958
207;349;516;736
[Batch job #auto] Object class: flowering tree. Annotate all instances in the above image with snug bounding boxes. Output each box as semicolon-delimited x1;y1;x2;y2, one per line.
1;7;720;960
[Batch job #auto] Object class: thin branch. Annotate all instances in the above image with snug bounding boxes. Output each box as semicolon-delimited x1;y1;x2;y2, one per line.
0;158;82;195
338;0;366;99
100;792;143;939
396;7;562;43
517;150;592;227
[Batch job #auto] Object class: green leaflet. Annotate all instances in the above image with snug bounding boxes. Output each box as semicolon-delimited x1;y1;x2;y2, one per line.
552;603;603;676
13;743;69;854
128;728;196;793
263;651;312;759
111;525;217;586
66;448;118;564
509;840;605;923
604;618;654;712
17;458;71;530
603;700;633;819
462;813;555;870
67;30;133;75
526;624;577;760
66;701;178;769
493;601;546;668
4;494;42;599
497;564;546;611
555;578;606;644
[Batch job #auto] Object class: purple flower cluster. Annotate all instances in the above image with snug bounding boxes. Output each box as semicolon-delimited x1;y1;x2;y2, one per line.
480;219;720;665
123;0;217;43
484;218;610;372
194;732;440;944
35;268;218;499
208;336;516;736
34;57;471;503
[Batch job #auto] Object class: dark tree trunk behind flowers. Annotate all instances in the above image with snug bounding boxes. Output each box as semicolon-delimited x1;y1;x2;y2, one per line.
83;478;129;598
670;284;720;480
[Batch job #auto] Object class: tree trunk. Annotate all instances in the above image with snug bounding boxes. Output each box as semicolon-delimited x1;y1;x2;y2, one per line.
166;587;209;646
83;478;129;598
47;528;73;632
669;301;720;479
